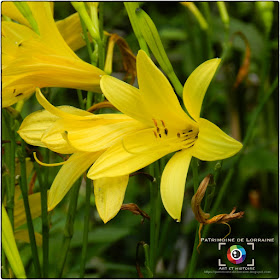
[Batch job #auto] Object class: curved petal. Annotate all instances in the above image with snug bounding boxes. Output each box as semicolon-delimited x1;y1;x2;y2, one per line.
35;88;93;120
137;50;193;129
48;152;102;211
160;150;192;222
66;119;147;152
94;175;129;223
41;120;76;154
191;118;243;161
17;105;92;149
28;2;76;58
88;128;176;179
183;58;221;121
100;75;152;126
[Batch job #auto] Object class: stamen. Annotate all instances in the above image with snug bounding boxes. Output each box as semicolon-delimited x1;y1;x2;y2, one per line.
152;119;158;127
159;133;162;138
164;128;168;136
153;131;158;138
177;133;181;138
16;93;23;97
157;127;160;133
161;120;166;127
33;152;68;167
13;89;16;94
188;129;193;132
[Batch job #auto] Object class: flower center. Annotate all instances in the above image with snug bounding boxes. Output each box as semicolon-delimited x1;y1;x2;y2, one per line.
152;118;199;149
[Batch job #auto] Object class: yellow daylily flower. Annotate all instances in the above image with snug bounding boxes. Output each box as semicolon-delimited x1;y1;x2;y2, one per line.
88;50;243;222
18;89;146;223
2;2;104;107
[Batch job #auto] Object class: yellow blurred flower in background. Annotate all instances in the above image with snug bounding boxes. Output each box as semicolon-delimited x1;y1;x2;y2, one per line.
2;2;104;107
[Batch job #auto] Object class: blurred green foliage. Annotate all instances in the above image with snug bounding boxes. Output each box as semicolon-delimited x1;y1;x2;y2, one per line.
3;2;278;278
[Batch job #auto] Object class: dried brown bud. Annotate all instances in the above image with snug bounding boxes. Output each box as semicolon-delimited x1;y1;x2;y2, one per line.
191;174;244;251
121;203;150;222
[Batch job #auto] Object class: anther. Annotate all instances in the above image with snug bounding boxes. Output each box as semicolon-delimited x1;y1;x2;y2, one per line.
195;135;198;139
161;120;166;127
190;144;195;147
159;133;162;138
177;133;181;138
152;119;158;127
188;129;193;133
157;127;160;133
153;131;158;138
13;89;16;94
164;128;168;136
15;93;23;97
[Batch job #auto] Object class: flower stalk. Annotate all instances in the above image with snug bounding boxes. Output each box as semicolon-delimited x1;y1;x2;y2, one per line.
18;139;41;277
149;161;161;276
56;179;81;278
3;112;16;229
34;161;49;278
79;178;92;278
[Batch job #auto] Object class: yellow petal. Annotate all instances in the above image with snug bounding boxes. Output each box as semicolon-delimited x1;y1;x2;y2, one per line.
2;205;26;279
137;50;194;129
88;128;176;179
66;118;147;152
94;175;129;223
4;53;104;94
183;58;221;121
35;88;92;120
56;12;86;51
27;2;75;57
14;230;42;247
191;118;243;161
14;192;43;228
48;152;102;211
2;2;30;26
160;150;192;222
18;103;91;149
100;75;152;126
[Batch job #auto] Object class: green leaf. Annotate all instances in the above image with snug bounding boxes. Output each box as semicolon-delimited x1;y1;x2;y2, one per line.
71;226;131;247
13;2;40;34
2;204;27;279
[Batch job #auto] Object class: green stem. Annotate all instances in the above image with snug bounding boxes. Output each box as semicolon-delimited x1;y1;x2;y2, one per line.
149;161;161;276
18;139;41;277
6;115;16;229
97;3;105;70
34;161;49;278
186;224;200;277
77;89;85;110
86;92;94;109
79;15;94;64
57;179;81;278
79;178;92;278
185;158;200;277
191;158;199;193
